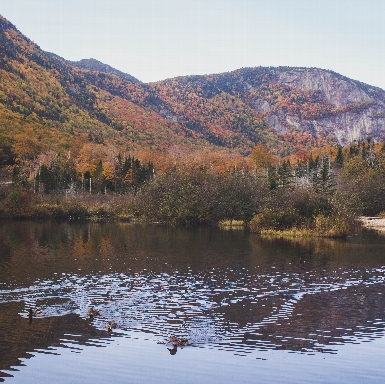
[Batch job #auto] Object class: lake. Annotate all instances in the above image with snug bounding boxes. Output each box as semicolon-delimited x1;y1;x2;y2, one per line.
0;220;385;383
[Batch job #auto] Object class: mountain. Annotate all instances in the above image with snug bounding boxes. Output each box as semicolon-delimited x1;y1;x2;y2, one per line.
149;67;385;152
1;14;385;168
0;14;209;167
71;58;141;84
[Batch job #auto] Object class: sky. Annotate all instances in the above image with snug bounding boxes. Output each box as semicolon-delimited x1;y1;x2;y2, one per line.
1;0;385;88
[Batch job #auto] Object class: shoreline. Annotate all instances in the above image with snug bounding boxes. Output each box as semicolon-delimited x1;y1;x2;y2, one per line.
2;214;385;233
359;216;385;232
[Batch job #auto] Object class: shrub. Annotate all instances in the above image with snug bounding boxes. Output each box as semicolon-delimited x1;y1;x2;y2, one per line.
249;208;303;233
314;214;351;237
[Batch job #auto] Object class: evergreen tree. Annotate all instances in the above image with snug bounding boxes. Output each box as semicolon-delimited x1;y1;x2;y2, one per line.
267;165;278;190
11;166;20;185
39;164;56;193
308;154;319;173
361;141;368;160
312;156;335;194
92;160;104;192
349;141;360;157
295;160;306;178
365;140;377;168
277;160;293;187
334;145;344;168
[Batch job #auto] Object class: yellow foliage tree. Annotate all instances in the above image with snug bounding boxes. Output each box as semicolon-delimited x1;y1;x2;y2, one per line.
250;144;276;172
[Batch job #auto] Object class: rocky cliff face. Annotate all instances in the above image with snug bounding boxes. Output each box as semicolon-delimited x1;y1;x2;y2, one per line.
151;67;385;149
261;68;385;145
275;68;377;107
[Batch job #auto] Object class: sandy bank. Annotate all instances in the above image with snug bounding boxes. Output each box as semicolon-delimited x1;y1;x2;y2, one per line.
359;216;385;232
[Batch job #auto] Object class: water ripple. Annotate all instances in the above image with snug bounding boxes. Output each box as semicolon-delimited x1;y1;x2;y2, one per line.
1;265;385;355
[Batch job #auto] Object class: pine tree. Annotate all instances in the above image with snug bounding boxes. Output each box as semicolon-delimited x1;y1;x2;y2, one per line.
334;145;344;168
267;165;278;190
39;164;56;193
312;156;335;194
92;160;104;192
277;160;293;187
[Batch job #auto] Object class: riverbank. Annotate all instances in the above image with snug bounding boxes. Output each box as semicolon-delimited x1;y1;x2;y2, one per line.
359;216;385;232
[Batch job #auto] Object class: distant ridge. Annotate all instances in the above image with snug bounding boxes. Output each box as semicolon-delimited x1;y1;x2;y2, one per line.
72;58;141;84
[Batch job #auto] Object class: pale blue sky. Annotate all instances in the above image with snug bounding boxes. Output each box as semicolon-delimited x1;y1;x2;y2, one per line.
1;0;384;88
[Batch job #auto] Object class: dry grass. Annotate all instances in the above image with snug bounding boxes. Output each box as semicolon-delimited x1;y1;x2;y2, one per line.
218;220;245;230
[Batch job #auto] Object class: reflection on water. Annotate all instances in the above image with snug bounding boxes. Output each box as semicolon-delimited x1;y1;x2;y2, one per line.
1;221;385;381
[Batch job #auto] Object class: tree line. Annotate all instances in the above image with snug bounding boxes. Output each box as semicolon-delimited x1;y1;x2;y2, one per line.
1;139;385;236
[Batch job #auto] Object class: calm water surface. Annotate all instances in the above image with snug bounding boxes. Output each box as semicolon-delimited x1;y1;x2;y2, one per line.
0;221;385;383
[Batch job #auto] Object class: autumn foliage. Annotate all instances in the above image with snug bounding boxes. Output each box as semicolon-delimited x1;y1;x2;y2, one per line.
2;15;385;233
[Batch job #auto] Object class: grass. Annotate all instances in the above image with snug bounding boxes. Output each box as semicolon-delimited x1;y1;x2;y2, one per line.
260;228;348;238
250;212;352;238
0;188;136;222
218;220;245;230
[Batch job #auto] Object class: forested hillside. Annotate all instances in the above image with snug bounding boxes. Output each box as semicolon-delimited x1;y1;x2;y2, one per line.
1;14;385;233
71;58;140;84
0;14;213;175
2;13;385;171
149;67;385;154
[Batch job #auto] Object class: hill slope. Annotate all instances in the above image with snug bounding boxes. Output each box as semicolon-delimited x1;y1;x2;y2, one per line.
1;13;385;167
149;67;385;153
0;15;212;167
